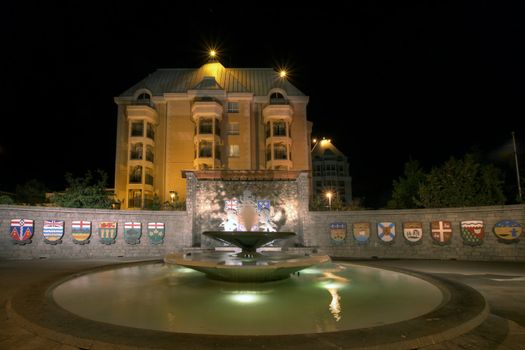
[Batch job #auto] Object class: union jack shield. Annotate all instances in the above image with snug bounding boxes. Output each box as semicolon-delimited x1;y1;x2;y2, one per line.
72;220;91;244
10;219;33;245
257;200;271;212
148;222;165;245
98;222;117;245
43;220;64;244
124;222;141;245
225;200;239;212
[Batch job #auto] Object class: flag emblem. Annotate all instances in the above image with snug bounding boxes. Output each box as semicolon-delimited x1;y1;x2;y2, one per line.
352;222;370;243
98;222;117;245
72;220;91;244
257;200;271;212
377;222;396;243
403;222;423;244
493;220;522;243
147;222;165;245
330;222;347;242
460;221;484;246
10;219;34;245
43;220;64;244
431;221;453;245
124;222;141;245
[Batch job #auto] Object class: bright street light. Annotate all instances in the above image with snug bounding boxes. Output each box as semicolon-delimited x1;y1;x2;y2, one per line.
326;191;333;210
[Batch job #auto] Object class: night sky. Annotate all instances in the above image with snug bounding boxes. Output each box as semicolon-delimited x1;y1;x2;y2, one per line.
2;1;524;208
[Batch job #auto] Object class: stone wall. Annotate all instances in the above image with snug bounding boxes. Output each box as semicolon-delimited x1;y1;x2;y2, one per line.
303;204;525;261
1;202;524;261
0;206;189;259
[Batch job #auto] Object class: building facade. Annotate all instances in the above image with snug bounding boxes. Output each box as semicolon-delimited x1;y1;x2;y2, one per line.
114;62;312;209
311;139;352;205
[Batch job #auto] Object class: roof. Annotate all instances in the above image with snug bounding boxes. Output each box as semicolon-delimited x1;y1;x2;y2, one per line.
311;140;347;160
120;62;305;97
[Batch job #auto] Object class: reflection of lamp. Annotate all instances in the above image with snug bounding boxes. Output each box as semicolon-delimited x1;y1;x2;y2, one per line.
169;191;175;203
326;191;333;210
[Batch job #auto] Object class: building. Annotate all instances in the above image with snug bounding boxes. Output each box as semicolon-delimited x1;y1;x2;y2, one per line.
311;138;352;205
114;61;312;209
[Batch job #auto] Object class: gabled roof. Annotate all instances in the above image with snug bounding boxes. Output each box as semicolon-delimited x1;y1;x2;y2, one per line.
312;140;347;160
120;62;305;97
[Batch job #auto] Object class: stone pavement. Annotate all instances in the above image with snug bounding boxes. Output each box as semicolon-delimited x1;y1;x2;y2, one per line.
1;258;524;349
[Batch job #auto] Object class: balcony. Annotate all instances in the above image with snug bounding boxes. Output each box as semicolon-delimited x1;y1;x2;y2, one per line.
263;104;293;123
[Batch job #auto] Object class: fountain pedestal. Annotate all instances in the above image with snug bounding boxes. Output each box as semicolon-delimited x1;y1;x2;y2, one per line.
165;231;330;282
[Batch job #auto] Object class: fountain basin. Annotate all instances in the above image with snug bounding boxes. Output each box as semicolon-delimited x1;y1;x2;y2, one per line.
165;251;330;282
203;231;296;258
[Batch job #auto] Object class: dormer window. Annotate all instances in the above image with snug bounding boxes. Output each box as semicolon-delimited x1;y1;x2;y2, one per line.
136;92;151;105
270;92;286;104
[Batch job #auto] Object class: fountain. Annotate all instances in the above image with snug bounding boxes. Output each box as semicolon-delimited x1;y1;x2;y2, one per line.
165;190;330;282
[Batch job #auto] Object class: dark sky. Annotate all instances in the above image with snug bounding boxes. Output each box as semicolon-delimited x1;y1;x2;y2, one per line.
2;1;524;208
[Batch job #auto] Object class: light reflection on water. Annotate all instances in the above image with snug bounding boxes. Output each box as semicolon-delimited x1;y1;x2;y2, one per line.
52;262;442;335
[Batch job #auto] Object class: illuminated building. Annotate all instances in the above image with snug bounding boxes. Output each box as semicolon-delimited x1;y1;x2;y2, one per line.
114;61;312;209
311;139;352;204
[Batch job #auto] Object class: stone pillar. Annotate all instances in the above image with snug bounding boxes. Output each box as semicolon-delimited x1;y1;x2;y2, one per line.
185;172;198;247
296;172;310;245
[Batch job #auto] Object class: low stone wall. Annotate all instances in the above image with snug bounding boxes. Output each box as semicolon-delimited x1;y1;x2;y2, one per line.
303;205;525;261
1;204;524;261
0;206;190;259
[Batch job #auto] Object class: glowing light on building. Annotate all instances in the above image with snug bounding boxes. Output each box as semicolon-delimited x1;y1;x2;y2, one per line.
279;70;287;78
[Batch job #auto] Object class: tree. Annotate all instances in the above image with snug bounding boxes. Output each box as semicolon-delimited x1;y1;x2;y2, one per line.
52;170;113;209
15;179;48;205
0;195;15;205
387;160;426;209
418;154;505;208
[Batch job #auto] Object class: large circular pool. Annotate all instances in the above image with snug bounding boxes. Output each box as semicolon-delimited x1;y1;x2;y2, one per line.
51;262;444;335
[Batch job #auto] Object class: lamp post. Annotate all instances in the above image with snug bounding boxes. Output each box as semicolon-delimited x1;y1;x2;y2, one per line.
169;191;176;203
326;191;333;211
512;131;523;201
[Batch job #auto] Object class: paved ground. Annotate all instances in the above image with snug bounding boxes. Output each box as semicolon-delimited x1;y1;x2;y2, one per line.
1;258;524;349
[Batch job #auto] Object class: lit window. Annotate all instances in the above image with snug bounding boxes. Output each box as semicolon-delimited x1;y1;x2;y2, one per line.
146;145;154;162
147;123;155;140
274;143;287;160
199;118;213;134
228;145;240;157
227;122;240;135
199;141;212;158
131;121;143;137
129;166;142;183
130;143;143;160
227;102;240;113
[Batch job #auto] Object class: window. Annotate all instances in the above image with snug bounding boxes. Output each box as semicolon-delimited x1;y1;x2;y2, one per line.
266;122;271;138
128;189;142;208
130;143;143;160
274;143;287;160
145;168;154;185
273;120;286;136
228;145;240;157
199;141;212;158
146;145;154;162
131;121;143;137
147;123;155;140
227;102;239;113
214;144;221;160
137;93;151;106
199;118;213;134
129;165;142;183
227;122;240;135
270;92;286;104
214;118;221;136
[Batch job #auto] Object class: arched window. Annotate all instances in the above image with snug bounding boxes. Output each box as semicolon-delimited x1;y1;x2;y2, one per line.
137;93;151;103
270;92;286;104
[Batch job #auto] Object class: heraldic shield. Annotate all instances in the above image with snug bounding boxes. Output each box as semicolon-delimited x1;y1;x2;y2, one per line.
124;222;141;245
98;222;117;245
431;221;453;245
10;219;33;245
353;222;370;243
403;221;423;244
460;220;484;246
377;222;396;244
148;222;165;245
330;222;347;242
72;220;91;245
493;220;522;244
43;220;64;245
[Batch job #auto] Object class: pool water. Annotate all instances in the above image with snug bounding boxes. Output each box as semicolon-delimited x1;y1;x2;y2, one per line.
52;262;443;335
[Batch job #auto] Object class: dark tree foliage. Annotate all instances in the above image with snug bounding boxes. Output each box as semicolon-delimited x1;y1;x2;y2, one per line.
387;160;425;209
389;154;506;209
15;179;48;205
53;170;113;209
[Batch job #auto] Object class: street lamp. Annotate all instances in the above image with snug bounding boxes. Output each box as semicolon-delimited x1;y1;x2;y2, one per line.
169;191;176;203
326;191;333;210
